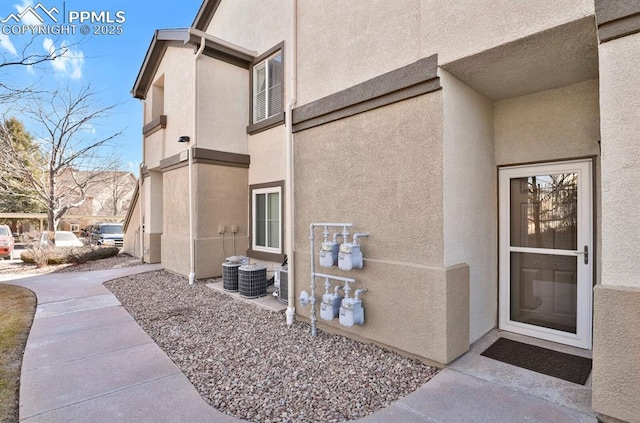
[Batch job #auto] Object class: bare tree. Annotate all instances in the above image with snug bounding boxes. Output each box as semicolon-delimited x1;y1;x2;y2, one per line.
74;167;137;217
0;85;123;230
0;35;70;104
98;170;136;217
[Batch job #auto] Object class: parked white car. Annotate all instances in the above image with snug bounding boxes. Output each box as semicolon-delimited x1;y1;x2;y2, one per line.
40;231;84;248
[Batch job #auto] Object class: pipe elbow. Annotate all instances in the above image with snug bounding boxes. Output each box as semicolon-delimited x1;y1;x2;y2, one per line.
353;232;369;244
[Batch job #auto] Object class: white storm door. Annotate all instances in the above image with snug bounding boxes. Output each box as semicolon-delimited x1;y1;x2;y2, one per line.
499;160;593;349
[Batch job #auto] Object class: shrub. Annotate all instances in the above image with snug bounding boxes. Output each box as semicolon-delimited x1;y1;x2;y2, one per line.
21;245;119;267
67;247;119;264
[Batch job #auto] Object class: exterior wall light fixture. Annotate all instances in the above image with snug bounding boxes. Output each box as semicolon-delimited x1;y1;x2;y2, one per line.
178;136;190;143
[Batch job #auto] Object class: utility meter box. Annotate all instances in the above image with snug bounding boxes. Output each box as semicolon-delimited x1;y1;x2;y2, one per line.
339;298;364;327
338;243;364;271
320;292;342;320
319;241;339;267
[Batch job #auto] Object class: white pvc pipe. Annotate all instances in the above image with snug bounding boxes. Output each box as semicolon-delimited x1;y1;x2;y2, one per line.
188;36;206;285
285;0;298;326
138;163;143;262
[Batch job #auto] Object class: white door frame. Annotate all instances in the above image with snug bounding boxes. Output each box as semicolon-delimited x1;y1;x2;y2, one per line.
499;159;593;349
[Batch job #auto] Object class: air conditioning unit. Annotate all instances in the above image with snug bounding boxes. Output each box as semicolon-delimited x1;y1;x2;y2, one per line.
238;264;267;298
222;262;241;292
278;265;288;304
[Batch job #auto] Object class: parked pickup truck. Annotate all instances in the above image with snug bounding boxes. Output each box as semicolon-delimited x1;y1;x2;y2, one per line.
90;223;124;248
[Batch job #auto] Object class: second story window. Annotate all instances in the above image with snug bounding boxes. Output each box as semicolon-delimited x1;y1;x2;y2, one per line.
253;50;283;124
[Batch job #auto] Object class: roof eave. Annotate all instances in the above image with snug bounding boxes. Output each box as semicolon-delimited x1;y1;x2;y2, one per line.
192;0;221;31
131;29;191;100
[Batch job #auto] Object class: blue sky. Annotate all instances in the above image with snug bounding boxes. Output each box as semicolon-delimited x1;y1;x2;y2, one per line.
0;0;204;173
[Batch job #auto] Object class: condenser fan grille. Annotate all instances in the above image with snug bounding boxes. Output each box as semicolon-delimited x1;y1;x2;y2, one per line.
222;262;241;291
238;264;267;298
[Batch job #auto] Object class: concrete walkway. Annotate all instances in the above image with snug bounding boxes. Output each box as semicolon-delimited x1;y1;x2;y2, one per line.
4;267;598;422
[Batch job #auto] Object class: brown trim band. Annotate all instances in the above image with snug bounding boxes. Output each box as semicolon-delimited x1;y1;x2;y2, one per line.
160;148;251;172
596;0;640;42
193;148;250;167
292;55;440;133
142;115;167;136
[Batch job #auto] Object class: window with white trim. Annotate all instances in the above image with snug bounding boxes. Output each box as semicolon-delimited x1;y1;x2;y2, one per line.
252;51;283;124
252;186;281;253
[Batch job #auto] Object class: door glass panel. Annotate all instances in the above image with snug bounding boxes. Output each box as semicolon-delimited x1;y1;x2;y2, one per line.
509;173;577;250
510;252;577;334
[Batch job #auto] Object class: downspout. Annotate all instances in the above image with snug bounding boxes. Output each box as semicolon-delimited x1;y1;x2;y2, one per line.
138;162;143;262
189;35;206;285
139;99;146;263
285;0;297;326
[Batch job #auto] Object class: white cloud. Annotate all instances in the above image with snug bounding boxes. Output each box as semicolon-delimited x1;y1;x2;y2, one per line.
127;162;137;172
81;123;96;134
0;36;17;55
43;38;85;79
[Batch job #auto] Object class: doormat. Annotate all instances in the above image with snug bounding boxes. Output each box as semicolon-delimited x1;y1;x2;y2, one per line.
480;338;592;385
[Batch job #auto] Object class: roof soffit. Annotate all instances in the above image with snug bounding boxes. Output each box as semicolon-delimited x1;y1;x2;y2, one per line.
441;17;599;101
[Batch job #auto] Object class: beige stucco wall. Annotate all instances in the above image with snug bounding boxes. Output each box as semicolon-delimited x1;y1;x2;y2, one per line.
494;79;601;165
440;70;497;343
424;0;593;65
293;92;469;364
194;163;249;278
296;0;594;105
122;195;141;258
140;171;163;264
598;34;640;289
592;285;640;422
204;0;290;55
161;166;190;276
147;171;163;234
593;32;640;422
144;130;165;170
197;58;250;155
151;162;250;279
204;0;291;268
144;45;195;163
294;94;444;267
247;125;287;185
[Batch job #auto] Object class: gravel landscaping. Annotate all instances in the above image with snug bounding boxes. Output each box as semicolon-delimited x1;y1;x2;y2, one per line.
105;271;439;423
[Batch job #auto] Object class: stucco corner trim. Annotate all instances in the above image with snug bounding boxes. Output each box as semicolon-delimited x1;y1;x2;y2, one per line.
595;0;640;42
142;115;167;136
292;55;440;133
